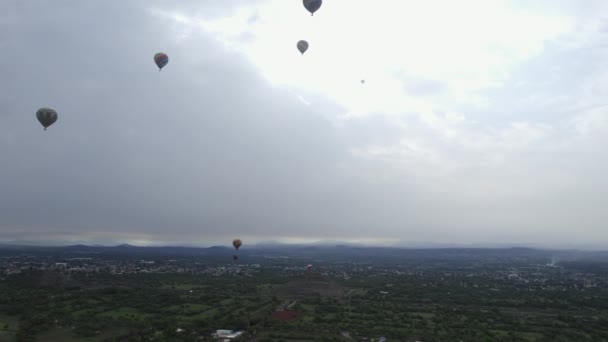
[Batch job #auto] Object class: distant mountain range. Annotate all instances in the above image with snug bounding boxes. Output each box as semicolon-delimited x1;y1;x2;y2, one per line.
1;242;608;262
1;240;607;260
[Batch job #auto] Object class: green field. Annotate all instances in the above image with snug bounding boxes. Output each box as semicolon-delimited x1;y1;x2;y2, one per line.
0;315;18;341
1;258;608;341
37;327;128;342
161;283;202;290
97;307;153;321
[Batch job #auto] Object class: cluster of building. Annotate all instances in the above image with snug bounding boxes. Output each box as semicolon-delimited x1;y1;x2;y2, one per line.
0;255;261;277
2;252;607;293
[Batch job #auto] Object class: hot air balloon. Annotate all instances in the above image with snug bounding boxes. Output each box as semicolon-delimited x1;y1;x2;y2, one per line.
154;52;169;71
36;108;58;130
307;264;313;271
232;239;242;250
233;255;239;261
303;0;322;16
297;40;309;55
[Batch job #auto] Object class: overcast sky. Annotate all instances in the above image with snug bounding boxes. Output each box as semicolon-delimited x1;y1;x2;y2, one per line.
2;1;608;248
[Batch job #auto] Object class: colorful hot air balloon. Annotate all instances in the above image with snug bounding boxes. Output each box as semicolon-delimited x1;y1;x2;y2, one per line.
154;53;169;71
303;0;322;16
232;239;242;250
297;40;309;55
36;108;58;130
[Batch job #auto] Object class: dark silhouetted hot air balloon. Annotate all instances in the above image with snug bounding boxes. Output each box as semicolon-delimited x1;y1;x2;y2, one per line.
297;40;309;55
303;0;322;16
232;239;242;262
154;53;169;71
36;108;58;130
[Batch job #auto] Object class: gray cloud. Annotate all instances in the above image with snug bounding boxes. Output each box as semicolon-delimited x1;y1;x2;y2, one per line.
1;1;608;248
0;1;347;243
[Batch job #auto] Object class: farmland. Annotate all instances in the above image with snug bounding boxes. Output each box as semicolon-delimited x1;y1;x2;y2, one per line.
1;245;608;340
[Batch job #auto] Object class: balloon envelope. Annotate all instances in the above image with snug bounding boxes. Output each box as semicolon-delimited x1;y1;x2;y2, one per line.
297;40;309;55
303;0;322;15
232;239;242;250
36;108;58;130
307;264;313;270
154;52;169;70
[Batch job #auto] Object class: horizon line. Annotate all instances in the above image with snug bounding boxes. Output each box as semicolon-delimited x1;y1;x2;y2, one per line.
1;240;607;251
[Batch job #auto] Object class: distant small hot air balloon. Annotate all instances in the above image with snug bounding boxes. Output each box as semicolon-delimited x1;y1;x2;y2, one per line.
232;239;242;250
36;108;58;130
154;52;169;71
303;0;322;16
307;264;313;271
233;255;239;261
297;40;309;55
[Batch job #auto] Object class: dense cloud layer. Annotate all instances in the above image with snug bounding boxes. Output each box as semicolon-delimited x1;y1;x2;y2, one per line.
1;1;608;248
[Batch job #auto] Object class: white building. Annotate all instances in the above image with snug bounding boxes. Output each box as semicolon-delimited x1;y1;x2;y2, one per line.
212;329;245;340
